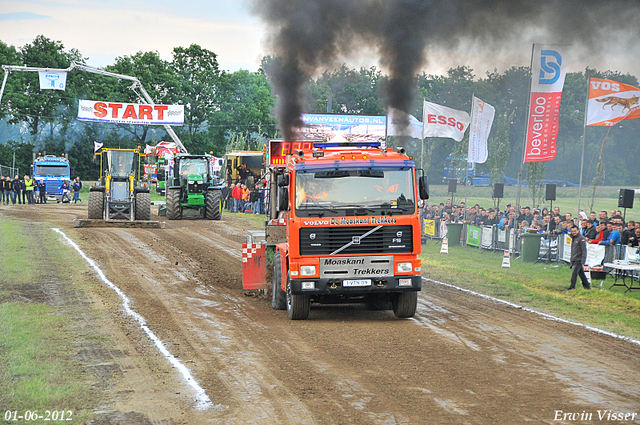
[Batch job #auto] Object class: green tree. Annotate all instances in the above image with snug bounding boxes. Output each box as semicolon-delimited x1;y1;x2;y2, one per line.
171;44;222;153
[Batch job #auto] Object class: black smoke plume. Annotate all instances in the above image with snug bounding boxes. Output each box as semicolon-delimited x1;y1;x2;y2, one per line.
252;0;640;140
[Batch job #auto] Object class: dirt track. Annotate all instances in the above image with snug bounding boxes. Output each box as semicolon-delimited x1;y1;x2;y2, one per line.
2;203;639;425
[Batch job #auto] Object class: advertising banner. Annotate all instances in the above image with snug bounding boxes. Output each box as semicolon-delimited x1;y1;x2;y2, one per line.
586;78;640;126
78;100;184;126
422;100;470;142
468;96;495;164
586;244;606;268
423;219;435;236
562;234;572;262
466;225;481;247
480;226;493;249
523;44;569;163
38;70;67;90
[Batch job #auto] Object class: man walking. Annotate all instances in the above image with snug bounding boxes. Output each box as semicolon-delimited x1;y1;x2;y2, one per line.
72;177;82;203
568;225;591;290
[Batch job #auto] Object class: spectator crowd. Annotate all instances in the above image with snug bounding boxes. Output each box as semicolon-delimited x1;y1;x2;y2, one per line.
420;200;639;248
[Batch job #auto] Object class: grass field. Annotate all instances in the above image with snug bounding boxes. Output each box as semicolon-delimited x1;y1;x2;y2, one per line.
0;220;97;423
419;242;640;340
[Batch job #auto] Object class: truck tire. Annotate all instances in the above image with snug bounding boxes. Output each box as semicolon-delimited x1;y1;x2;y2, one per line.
205;189;222;220
135;192;151;221
88;191;104;219
271;251;286;310
286;278;310;320
392;291;418;318
166;188;181;220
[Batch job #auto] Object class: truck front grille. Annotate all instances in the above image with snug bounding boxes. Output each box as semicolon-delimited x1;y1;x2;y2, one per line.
299;225;413;256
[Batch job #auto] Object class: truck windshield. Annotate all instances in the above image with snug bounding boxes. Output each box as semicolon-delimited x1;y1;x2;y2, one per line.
34;165;69;177
295;168;415;214
107;151;135;178
179;159;208;179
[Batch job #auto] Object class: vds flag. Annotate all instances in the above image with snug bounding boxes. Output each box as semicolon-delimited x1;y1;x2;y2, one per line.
586;78;640;126
523;44;569;163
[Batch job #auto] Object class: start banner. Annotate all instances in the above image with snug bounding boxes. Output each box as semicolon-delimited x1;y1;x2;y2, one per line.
523;44;569;163
78;100;184;126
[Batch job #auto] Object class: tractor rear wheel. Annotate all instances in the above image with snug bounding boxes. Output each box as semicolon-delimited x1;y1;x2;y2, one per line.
88;191;104;219
205;189;222;220
392;291;418;318
135;192;151;220
166;188;181;220
271;252;286;310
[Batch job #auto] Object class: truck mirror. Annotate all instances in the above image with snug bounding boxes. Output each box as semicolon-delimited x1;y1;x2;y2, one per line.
278;188;289;211
419;176;429;200
277;174;289;187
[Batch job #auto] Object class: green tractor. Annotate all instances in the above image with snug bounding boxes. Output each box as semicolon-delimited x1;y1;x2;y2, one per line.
166;153;222;220
88;147;151;221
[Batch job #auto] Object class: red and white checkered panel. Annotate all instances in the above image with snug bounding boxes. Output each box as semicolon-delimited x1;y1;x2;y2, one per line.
242;243;267;290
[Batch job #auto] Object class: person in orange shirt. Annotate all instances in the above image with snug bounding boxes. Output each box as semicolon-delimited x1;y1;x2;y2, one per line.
241;184;250;212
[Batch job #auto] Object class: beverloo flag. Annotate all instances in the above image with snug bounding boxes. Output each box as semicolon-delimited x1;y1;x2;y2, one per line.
586;78;640;126
93;141;103;152
422;100;470;142
38;70;67;90
523;44;569;163
468;96;495;164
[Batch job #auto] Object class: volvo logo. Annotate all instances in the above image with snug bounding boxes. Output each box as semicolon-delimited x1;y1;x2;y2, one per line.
352;236;361;245
309;233;316;240
396;231;403;238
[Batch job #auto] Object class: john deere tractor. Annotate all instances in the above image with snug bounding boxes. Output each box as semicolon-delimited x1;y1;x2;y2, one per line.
166;153;222;220
88;147;151;221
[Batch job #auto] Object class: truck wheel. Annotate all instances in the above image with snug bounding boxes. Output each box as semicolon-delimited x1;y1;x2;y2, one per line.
205;189;222;220
271;251;286;310
286;278;310;320
166;188;181;220
135;192;151;220
88;191;104;219
392;292;418;318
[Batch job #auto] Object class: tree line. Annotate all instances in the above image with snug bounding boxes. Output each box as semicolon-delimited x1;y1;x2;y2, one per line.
0;35;638;187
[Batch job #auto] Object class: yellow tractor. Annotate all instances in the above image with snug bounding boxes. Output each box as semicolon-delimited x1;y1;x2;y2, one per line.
88;147;151;221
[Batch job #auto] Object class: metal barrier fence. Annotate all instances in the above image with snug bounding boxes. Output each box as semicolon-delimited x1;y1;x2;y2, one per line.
0;164;19;178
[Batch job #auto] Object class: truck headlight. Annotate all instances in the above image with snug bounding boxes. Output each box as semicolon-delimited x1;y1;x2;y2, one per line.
397;262;412;273
300;265;316;276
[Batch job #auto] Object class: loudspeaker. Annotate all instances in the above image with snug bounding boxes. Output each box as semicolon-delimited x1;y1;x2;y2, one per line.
448;179;457;193
618;189;634;209
493;183;504;199
545;184;556;201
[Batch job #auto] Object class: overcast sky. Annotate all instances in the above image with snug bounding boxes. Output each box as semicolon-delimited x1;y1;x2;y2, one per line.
1;0;639;78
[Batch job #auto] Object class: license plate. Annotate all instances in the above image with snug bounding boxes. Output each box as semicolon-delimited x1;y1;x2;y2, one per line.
343;279;372;287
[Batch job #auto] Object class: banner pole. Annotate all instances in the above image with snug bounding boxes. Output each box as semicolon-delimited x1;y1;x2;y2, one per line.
516;44;536;211
577;76;591;217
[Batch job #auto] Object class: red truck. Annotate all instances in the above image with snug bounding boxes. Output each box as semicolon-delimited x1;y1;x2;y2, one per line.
244;139;428;320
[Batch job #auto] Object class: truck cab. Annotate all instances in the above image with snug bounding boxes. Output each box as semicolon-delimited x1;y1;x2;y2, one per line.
32;154;71;200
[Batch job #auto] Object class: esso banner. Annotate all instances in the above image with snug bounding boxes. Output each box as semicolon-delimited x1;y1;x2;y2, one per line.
77;100;184;126
586;78;640;126
422;100;470;142
523;44;569;163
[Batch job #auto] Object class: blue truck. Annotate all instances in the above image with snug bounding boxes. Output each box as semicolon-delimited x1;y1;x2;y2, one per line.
32;155;71;200
442;156;491;186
